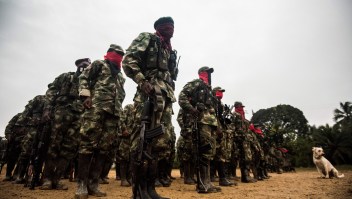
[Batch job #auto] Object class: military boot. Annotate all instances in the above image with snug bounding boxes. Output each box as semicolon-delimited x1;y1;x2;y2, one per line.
217;161;234;186
147;160;169;199
240;166;256;183
183;161;195;185
196;161;217;193
40;157;57;190
74;154;92;199
120;161;131;187
158;159;171;187
99;159;112;184
87;153;107;197
52;157;69;190
3;157;17;181
14;158;29;184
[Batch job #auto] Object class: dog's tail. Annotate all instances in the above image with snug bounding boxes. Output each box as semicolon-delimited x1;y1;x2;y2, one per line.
337;173;345;178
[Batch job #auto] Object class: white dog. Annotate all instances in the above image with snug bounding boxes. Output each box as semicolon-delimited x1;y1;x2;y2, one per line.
312;147;344;178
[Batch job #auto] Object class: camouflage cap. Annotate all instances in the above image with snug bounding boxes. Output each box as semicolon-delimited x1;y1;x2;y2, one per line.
198;66;214;74
107;44;125;55
154;16;174;29
75;58;91;68
212;86;225;92
234;101;245;107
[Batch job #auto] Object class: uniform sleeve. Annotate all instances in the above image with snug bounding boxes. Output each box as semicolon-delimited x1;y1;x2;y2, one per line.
122;32;151;85
4;114;20;138
78;61;102;97
44;73;66;110
178;81;198;112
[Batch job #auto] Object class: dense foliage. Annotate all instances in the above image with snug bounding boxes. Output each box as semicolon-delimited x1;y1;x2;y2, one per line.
251;102;352;167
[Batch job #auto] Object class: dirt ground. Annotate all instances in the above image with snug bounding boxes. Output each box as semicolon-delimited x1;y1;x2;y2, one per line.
0;167;351;199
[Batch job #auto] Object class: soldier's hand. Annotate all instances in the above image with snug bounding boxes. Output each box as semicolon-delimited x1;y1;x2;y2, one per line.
83;97;92;109
121;129;129;137
216;128;223;139
42;109;51;122
140;80;154;96
189;107;199;116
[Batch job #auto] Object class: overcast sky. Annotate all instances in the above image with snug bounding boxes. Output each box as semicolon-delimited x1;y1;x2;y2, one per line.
0;0;351;137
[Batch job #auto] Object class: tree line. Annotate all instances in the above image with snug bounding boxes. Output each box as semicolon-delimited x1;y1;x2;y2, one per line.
251;101;352;167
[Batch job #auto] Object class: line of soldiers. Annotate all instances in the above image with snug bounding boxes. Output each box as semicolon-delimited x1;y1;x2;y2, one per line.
176;66;292;194
0;15;292;199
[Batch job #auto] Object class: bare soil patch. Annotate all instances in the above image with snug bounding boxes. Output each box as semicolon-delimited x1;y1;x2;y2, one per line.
0;167;351;199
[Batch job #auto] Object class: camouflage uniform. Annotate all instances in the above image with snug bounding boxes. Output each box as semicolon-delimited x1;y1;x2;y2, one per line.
2;112;26;181
232;104;256;183
123;21;177;197
41;69;86;190
178;67;220;193
14;95;47;183
176;109;196;185
247;127;265;180
210;87;234;186
116;104;134;186
75;46;125;198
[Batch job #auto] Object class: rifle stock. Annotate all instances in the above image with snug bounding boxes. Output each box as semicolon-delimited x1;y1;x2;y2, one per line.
133;97;164;199
25;121;51;189
192;117;211;193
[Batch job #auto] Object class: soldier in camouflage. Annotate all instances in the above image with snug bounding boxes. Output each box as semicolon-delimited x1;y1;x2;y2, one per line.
40;58;91;190
248;123;266;180
211;87;235;186
117;103;134;187
178;66;221;193
13;95;47;184
123;16;177;199
176;109;196;185
232;101;257;183
2;112;26;181
75;44;125;199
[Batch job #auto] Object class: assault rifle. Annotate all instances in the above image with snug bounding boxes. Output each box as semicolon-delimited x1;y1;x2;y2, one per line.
0;137;11;175
192;116;211;193
24;121;51;189
133;96;164;199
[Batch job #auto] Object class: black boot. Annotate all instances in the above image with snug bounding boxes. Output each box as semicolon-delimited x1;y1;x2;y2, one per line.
240;165;256;183
209;160;217;182
52;157;69;190
74;154;92;199
196;160;217;193
99;159;112;184
218;161;234;186
183;161;195;185
40;157;57;190
120;161;131;187
14;158;29;184
147;160;169;199
158;159;171;187
87;153;107;197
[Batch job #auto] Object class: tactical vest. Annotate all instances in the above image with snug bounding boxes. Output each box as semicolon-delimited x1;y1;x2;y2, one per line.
142;34;177;87
56;72;79;101
190;80;215;109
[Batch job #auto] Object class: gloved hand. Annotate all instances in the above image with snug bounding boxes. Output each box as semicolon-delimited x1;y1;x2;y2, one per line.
42;109;51;122
122;130;129;137
216;128;223;139
140;80;154;96
180;130;192;139
189;106;199;116
82;97;92;109
196;103;206;111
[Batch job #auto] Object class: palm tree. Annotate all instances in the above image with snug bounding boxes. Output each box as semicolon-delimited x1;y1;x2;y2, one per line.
312;124;352;164
333;101;352;125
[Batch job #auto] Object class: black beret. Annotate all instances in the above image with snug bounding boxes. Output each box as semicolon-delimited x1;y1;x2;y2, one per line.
154;16;174;29
75;58;91;68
